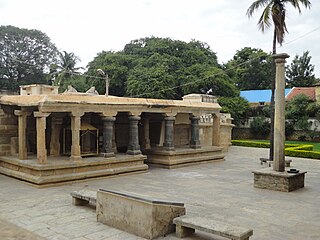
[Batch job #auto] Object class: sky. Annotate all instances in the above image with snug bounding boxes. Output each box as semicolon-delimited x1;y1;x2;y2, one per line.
1;0;319;77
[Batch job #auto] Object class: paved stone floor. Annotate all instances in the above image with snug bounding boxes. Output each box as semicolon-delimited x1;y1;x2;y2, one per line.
0;146;319;240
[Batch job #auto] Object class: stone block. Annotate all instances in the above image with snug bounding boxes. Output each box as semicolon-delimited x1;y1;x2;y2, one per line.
96;189;186;239
252;168;306;192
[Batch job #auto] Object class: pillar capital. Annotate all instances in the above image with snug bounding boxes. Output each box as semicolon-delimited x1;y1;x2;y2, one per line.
164;112;177;118
128;111;142;117
272;53;290;64
101;116;116;122
164;116;176;121
14;110;31;117
70;111;84;117
34;112;51;118
101;111;118;118
128;115;141;121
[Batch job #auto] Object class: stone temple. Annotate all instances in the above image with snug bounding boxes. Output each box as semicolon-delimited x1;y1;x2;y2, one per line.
0;84;233;185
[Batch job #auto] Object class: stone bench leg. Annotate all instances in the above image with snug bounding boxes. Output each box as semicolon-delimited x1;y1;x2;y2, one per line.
176;225;195;238
72;197;89;206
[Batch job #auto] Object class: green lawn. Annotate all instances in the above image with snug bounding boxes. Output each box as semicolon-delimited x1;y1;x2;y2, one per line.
249;139;320;152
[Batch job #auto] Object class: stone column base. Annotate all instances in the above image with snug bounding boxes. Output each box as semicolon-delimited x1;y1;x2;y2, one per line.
127;150;142;155
70;155;82;161
101;152;115;158
252;168;306;192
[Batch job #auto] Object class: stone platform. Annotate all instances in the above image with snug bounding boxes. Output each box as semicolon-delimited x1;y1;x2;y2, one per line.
147;146;225;169
0;154;148;186
252;168;306;192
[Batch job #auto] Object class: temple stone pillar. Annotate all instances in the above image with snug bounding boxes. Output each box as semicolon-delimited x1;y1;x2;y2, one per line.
142;116;151;150
273;53;290;172
70;112;84;161
127;115;142;155
14;110;30;160
163;116;175;151
212;113;221;146
34;112;50;164
190;115;201;149
102;116;116;158
50;116;63;156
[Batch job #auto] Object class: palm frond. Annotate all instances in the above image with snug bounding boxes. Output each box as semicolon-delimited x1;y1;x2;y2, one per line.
247;0;271;17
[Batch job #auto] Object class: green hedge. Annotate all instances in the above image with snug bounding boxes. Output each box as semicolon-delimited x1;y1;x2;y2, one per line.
231;140;320;159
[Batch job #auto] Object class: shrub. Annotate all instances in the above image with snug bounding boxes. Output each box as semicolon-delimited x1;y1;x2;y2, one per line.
231;140;319;159
250;117;270;139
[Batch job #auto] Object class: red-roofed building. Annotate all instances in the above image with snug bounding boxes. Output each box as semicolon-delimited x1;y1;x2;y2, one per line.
285;87;316;101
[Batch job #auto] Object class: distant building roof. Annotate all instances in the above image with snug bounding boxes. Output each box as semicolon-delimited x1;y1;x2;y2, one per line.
240;89;292;103
285;87;316;101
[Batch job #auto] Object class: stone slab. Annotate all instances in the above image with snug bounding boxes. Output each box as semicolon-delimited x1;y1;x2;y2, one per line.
96;189;186;239
252;168;306;192
71;189;97;206
173;215;253;240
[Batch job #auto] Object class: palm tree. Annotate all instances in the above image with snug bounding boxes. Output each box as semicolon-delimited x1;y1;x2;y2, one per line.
50;51;83;86
247;0;311;161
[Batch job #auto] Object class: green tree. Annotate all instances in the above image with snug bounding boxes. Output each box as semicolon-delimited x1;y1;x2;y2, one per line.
250;116;271;139
286;51;316;87
224;47;272;90
86;37;234;99
49;51;83;87
247;0;312;160
0;25;57;91
286;94;320;139
218;97;250;125
86;51;136;96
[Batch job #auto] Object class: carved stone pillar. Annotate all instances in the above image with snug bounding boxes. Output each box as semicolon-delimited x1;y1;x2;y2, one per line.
50;116;63;156
14;110;31;160
190;115;201;149
163;116;175;151
212;113;221;146
102;116;116;158
127;115;141;155
34;112;50;164
70;112;83;161
142;116;151;150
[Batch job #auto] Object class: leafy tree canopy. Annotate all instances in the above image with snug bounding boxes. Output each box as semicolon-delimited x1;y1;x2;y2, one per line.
218;96;250;125
286;51;317;87
86;37;237;99
0;25;57;91
224;47;272;90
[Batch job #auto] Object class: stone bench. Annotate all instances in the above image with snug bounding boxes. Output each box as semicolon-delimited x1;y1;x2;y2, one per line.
259;158;292;167
71;189;96;207
97;189;186;239
173;215;253;240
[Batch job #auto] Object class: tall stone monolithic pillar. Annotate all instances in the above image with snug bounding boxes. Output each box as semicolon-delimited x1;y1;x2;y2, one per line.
273;53;290;172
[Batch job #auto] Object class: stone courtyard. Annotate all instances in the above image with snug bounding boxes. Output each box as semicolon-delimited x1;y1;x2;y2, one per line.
0;146;319;240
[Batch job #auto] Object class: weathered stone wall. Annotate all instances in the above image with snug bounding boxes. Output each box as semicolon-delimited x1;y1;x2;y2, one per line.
220;123;234;151
253;169;306;192
97;189;186;239
0;109;18;156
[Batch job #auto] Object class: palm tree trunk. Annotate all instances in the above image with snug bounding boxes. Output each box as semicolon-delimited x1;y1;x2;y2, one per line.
269;28;277;161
